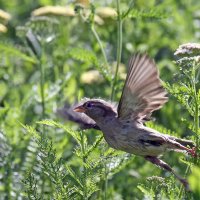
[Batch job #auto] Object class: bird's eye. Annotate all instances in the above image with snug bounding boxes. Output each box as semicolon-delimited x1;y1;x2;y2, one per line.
86;102;93;108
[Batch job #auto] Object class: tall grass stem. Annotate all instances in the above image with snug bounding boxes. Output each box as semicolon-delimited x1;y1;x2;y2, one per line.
111;0;123;100
91;25;109;70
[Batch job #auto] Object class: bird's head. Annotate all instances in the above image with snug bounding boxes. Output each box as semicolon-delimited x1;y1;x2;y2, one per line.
73;99;116;121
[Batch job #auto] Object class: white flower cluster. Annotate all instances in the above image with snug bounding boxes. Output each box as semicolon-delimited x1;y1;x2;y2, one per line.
174;43;200;65
175;43;200;56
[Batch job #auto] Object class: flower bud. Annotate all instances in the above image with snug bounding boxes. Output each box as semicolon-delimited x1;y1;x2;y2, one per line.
81;70;103;84
0;23;7;33
174;43;200;57
96;7;117;19
0;9;11;22
32;6;75;17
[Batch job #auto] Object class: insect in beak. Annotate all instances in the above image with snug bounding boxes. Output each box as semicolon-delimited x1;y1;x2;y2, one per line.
73;105;86;113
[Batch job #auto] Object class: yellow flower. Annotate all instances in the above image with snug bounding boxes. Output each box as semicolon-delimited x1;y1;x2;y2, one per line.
0;9;11;22
0;24;7;33
96;7;117;19
32;6;75;17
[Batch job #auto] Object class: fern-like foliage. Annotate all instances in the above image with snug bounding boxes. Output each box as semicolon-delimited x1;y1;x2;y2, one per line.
137;176;180;200
123;7;169;20
0;129;39;199
0;42;36;63
20;120;134;199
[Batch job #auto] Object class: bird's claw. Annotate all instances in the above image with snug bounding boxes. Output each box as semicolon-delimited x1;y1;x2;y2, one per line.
187;147;197;157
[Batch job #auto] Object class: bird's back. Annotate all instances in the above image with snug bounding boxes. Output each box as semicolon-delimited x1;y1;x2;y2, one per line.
98;118;169;156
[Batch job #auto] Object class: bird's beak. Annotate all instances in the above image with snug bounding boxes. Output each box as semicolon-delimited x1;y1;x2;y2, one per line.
73;105;86;113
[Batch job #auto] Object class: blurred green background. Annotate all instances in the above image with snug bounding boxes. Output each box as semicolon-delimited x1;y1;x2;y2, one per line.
0;0;200;199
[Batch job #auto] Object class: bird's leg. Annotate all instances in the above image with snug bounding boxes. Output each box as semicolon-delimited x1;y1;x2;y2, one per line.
145;156;189;190
167;139;197;157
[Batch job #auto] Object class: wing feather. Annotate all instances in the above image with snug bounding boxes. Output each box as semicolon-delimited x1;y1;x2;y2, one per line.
118;54;168;121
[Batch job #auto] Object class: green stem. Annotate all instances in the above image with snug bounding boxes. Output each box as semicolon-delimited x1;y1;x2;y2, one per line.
178;62;199;198
39;47;45;120
91;25;109;69
188;63;199;153
80;132;88;200
38;45;46;137
195;97;199;151
193;64;199;164
178;165;190;199
79;8;109;70
103;161;108;200
111;0;123;100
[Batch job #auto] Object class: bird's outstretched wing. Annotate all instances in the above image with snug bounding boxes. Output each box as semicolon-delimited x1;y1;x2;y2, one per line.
57;103;100;130
117;54;168;121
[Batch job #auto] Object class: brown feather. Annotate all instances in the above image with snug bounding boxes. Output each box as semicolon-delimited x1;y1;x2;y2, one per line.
118;54;168;121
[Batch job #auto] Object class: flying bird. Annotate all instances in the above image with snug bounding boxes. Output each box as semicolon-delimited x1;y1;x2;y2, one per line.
68;54;196;188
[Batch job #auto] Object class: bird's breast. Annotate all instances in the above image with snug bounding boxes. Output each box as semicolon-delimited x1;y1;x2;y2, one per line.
97;118;124;149
99;120;136;150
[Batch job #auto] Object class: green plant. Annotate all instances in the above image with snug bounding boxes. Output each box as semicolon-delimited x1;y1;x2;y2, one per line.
0;0;200;199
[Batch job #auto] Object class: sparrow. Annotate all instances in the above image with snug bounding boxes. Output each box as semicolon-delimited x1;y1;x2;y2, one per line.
70;54;196;188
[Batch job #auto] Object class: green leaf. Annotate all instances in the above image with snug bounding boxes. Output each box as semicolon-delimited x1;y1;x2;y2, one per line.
137;185;155;199
86;135;103;156
26;29;41;59
0;43;37;63
65;165;83;188
37;120;81;144
69;48;98;65
69;48;112;82
125;8;169;20
86;180;99;198
179;156;193;166
21;123;40;139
